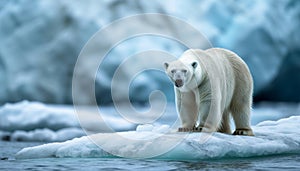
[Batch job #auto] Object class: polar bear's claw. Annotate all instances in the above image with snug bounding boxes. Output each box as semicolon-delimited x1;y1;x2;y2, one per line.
192;127;202;132
233;129;254;136
178;127;190;132
178;127;202;132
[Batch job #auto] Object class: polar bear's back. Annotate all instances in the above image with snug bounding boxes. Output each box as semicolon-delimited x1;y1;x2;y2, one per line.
205;48;253;90
205;48;251;74
205;48;253;109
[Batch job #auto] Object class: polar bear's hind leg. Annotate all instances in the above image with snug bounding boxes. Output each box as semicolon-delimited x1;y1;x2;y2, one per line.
230;95;254;136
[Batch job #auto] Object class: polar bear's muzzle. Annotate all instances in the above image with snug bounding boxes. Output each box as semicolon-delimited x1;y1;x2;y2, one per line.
175;79;183;87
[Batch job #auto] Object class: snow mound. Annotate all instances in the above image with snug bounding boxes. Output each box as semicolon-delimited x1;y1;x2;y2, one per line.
16;116;300;160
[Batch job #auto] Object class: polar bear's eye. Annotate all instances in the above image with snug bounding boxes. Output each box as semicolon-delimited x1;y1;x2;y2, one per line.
171;70;176;74
182;69;187;73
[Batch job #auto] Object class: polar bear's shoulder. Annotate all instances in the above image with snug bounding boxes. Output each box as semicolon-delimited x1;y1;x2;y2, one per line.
205;48;237;57
179;49;210;63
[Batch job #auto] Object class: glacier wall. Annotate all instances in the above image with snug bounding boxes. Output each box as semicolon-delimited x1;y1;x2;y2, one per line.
0;0;299;104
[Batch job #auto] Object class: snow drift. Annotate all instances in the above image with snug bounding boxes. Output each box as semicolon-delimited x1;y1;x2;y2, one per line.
16;116;300;160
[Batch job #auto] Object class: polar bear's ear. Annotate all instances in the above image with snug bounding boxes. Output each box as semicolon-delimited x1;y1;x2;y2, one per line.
191;62;198;69
164;62;169;70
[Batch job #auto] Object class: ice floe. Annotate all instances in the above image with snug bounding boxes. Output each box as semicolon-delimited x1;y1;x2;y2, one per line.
16;116;300;160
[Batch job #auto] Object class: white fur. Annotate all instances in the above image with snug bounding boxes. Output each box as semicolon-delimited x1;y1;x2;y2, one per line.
164;48;254;135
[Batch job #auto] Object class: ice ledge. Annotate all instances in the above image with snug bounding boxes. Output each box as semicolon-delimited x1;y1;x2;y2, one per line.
16;116;300;160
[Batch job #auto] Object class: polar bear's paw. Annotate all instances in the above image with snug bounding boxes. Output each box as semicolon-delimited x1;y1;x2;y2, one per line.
233;128;254;136
178;127;202;132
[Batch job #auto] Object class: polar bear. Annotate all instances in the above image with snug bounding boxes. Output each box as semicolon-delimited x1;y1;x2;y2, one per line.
164;48;254;136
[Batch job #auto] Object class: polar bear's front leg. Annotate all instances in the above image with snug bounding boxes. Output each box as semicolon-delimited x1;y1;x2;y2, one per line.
197;100;221;133
177;91;198;131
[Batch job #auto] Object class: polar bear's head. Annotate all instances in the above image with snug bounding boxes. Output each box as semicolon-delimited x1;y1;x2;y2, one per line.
164;60;198;88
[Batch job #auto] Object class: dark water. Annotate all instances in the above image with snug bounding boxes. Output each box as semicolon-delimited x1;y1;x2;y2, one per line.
1;141;300;171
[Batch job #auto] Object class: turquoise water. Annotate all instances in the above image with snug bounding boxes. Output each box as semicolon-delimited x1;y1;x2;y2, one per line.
1;141;300;170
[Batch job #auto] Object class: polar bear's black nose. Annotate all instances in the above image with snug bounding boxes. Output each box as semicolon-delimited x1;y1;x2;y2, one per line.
175;79;183;87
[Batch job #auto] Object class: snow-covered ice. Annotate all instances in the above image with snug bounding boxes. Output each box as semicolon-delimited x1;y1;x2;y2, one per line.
0;101;135;141
16;116;300;160
0;101;78;131
9;128;85;142
251;102;300;125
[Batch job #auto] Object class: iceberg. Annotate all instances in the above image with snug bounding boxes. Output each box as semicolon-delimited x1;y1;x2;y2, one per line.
16;116;300;160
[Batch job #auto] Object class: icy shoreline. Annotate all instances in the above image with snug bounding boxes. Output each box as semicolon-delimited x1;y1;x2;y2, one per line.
15;116;300;160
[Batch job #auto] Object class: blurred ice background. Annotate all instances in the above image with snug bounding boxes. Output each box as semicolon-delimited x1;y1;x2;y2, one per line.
0;0;299;105
0;0;300;160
